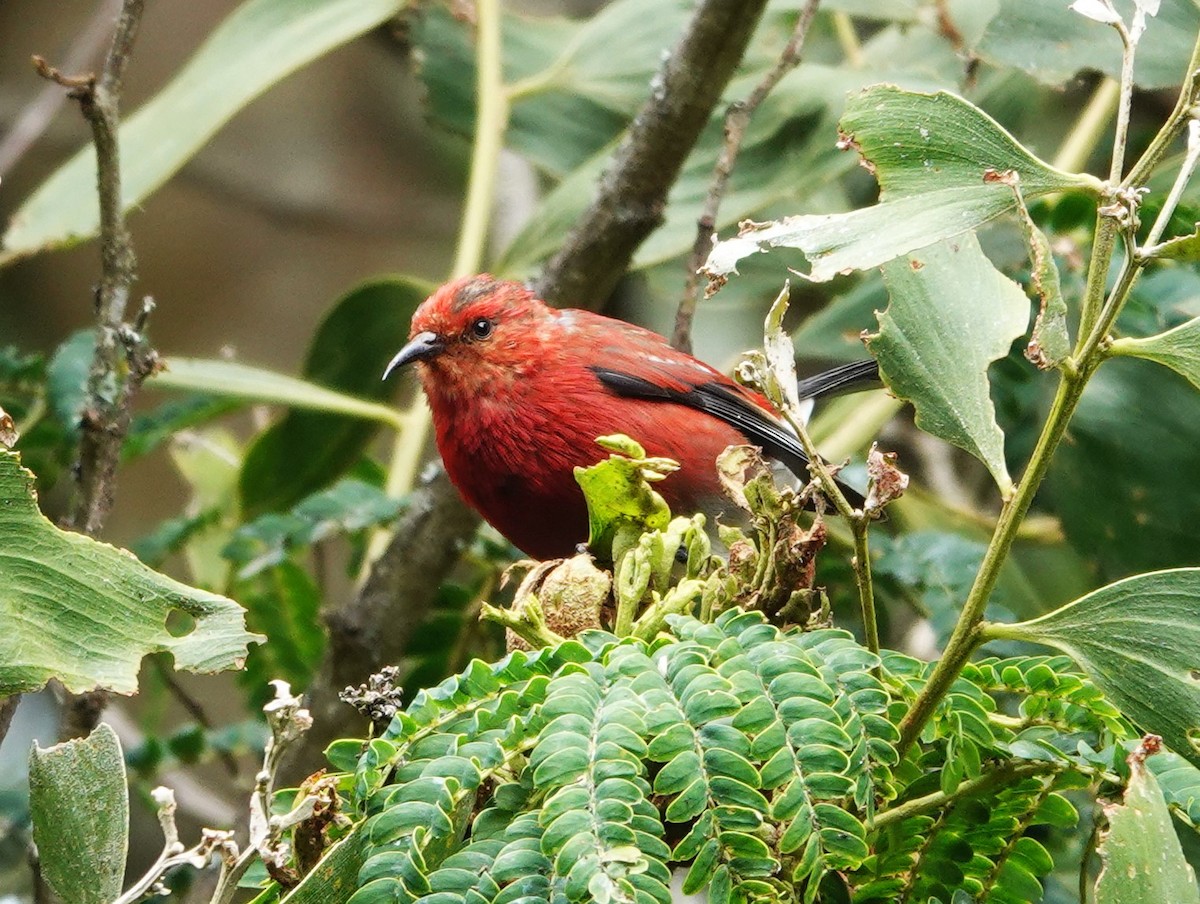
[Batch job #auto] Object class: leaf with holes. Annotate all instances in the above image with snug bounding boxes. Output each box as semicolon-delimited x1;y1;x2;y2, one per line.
1096;750;1200;903
0;450;260;695
992;569;1200;768
704;85;1099;282
869;234;1029;496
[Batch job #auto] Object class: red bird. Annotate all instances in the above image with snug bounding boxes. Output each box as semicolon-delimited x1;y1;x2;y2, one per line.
384;275;877;560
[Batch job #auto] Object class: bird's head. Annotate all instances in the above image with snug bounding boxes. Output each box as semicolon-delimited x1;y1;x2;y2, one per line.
384;274;552;399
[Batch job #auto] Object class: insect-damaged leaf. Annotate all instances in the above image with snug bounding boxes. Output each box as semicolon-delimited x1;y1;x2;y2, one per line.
0;450;260;695
868;234;1028;496
704;85;1099;283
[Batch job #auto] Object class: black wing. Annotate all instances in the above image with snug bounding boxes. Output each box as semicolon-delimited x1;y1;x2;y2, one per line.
590;366;866;508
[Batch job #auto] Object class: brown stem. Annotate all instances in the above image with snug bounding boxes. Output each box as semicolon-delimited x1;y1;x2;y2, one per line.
672;0;821;353
35;0;149;742
536;0;773;311
60;0;151;539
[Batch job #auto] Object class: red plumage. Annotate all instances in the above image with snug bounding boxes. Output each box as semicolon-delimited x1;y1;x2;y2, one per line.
386;274;857;559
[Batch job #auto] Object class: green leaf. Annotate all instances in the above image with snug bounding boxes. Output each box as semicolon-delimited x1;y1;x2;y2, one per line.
1;0;405;263
993;569;1200;768
45;329;94;431
1046;358;1200;575
149;359;403;426
28;724;128;904
978;0;1200;90
0;450;260;694
1147;223;1200;261
869;233;1029;495
574;435;676;561
239;277;428;515
1095;751;1200;904
704;86;1099;282
1110;316;1200;392
281;826;371;903
224;479;401;578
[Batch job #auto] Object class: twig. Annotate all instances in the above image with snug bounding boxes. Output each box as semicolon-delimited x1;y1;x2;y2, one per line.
1107;13;1139;184
672;0;821;353
36;0;151;745
112;788;237;904
212;681;317;904
873;760;1059;829
1139;118;1200;254
113;682;315;904
48;0;154;539
0;0;121;178
536;0;773;311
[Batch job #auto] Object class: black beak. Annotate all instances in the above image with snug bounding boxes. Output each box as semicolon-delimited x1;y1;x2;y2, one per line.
383;331;444;380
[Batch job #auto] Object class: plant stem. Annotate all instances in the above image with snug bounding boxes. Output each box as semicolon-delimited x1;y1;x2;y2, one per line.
481;600;565;649
377;0;507;513
1052;77;1119;174
1077;214;1119;341
633;579;706;640
1108;21;1137;183
1122;30;1200;189
672;0;821;352
832;12;862;67
1141;119;1200;253
852;525;879;656
896;365;1089;753
873;761;1057;829
453;0;507;281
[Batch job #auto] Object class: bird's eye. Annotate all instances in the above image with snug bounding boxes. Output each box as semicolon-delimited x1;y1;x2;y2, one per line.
470;318;494;340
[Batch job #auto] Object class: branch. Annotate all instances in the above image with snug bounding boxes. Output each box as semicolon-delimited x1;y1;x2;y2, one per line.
43;0;154;539
873;760;1059;830
35;0;152;745
0;0;121;178
0;695;19;750
535;0;773;310
672;0;821;353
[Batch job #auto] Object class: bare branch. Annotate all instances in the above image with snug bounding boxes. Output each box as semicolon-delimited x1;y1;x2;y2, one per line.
0;695;19;750
53;0;152;539
536;0;773;310
33;0;151;743
672;0;821;353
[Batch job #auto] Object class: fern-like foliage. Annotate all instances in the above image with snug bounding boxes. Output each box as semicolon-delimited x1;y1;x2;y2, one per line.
292;622;1143;904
